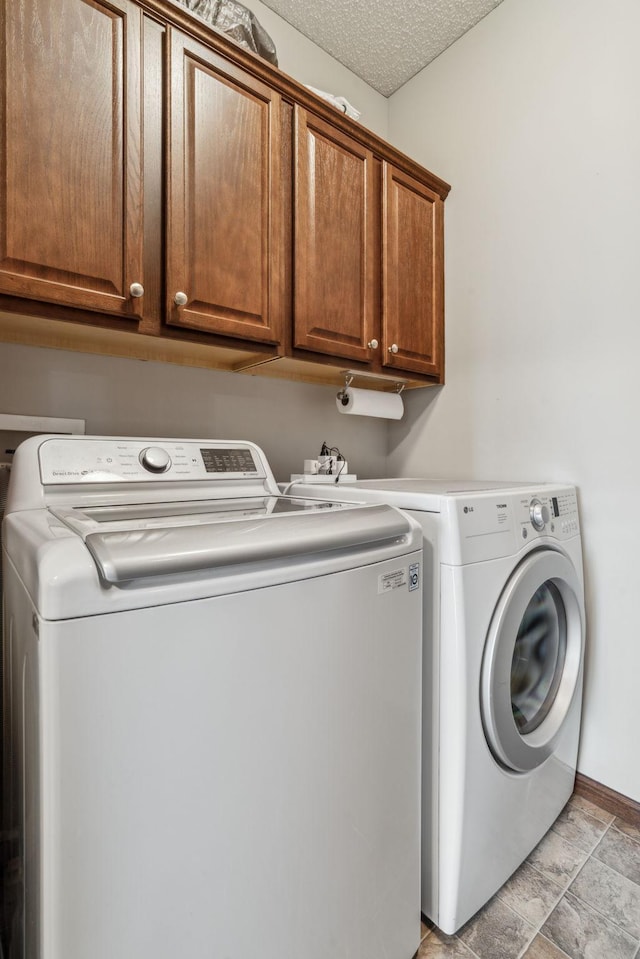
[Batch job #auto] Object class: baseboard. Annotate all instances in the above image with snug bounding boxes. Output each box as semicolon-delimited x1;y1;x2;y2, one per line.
574;772;640;828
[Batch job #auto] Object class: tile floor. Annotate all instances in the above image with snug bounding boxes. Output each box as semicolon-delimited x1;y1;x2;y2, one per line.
417;792;640;959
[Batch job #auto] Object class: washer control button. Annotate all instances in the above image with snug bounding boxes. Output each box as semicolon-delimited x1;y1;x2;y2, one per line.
139;446;172;473
530;498;550;531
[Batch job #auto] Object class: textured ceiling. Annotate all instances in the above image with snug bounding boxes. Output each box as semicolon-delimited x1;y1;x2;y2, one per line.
258;0;504;96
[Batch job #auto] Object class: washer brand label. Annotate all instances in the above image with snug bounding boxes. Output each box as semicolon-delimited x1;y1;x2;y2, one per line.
378;568;408;594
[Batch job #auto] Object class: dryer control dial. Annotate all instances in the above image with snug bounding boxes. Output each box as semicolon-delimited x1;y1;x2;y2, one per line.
139;446;172;473
529;498;550;531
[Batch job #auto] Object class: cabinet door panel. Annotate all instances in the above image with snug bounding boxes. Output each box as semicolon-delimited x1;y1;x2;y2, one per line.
167;32;284;345
0;0;143;316
382;164;444;378
294;108;377;364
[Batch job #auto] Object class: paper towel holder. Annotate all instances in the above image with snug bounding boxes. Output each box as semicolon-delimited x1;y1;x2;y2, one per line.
336;370;407;402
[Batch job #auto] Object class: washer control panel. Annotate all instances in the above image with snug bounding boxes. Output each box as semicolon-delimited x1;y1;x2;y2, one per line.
38;439;266;484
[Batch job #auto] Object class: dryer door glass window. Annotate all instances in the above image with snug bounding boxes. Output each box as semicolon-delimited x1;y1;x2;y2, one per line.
511;581;567;734
481;549;584;773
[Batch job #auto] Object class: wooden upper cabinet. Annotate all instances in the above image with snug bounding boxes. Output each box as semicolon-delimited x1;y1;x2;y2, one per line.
0;0;449;384
166;30;285;345
382;164;444;378
293;111;446;381
0;0;143;317
293;107;378;364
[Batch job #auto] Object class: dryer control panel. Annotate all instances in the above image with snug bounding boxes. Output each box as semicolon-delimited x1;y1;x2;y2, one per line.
444;485;580;565
516;488;580;541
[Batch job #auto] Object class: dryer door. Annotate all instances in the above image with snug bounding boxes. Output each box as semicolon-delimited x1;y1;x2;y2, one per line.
480;548;584;772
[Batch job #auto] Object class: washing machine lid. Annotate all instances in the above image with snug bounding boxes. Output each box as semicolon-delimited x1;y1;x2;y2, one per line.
4;435;423;617
49;497;409;585
480;547;584;773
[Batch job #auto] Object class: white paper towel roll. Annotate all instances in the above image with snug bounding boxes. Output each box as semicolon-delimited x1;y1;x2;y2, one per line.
336;387;404;420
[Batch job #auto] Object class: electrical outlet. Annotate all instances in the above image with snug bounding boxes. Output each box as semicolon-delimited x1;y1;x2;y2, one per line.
318;455;338;474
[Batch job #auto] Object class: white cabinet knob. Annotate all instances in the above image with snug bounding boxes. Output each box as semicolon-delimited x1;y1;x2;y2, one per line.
367;339;379;349
129;282;144;298
388;343;399;354
174;291;188;307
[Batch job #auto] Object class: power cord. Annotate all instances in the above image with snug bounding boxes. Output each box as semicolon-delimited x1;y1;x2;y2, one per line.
319;442;346;483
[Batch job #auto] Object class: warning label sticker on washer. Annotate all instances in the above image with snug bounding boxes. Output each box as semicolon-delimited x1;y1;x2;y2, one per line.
378;568;410;594
378;563;421;594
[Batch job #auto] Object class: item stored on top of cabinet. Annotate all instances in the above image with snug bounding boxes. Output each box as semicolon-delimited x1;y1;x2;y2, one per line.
304;85;361;120
174;0;278;64
0;0;450;392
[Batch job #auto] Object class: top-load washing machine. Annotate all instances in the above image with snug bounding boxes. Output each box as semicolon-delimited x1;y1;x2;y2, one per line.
288;476;586;934
2;436;424;959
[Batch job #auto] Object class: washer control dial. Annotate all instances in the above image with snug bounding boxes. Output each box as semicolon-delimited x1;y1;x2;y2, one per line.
529;498;550;531
139;446;172;473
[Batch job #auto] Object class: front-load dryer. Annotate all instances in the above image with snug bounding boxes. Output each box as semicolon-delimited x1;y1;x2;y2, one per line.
287;477;586;934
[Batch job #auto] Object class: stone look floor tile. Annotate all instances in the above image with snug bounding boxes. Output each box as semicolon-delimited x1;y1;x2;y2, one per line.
456;897;535;959
417;927;478;958
526;829;589;887
551;803;611;853
496;860;564;927
570;855;640;939
413;794;640;959
613;817;640;844
521;933;573;958
568;794;615;826
542;891;639;959
593;826;640;885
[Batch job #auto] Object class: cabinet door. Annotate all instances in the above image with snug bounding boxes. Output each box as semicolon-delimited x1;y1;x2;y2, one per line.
0;0;143;317
167;31;285;345
382;164;444;379
293;108;378;364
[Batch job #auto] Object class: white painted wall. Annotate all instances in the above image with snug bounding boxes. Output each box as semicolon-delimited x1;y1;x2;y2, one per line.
388;0;640;800
0;343;387;482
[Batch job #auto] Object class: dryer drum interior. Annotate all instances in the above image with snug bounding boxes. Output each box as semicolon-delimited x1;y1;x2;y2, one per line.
511;579;567;735
480;548;584;774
